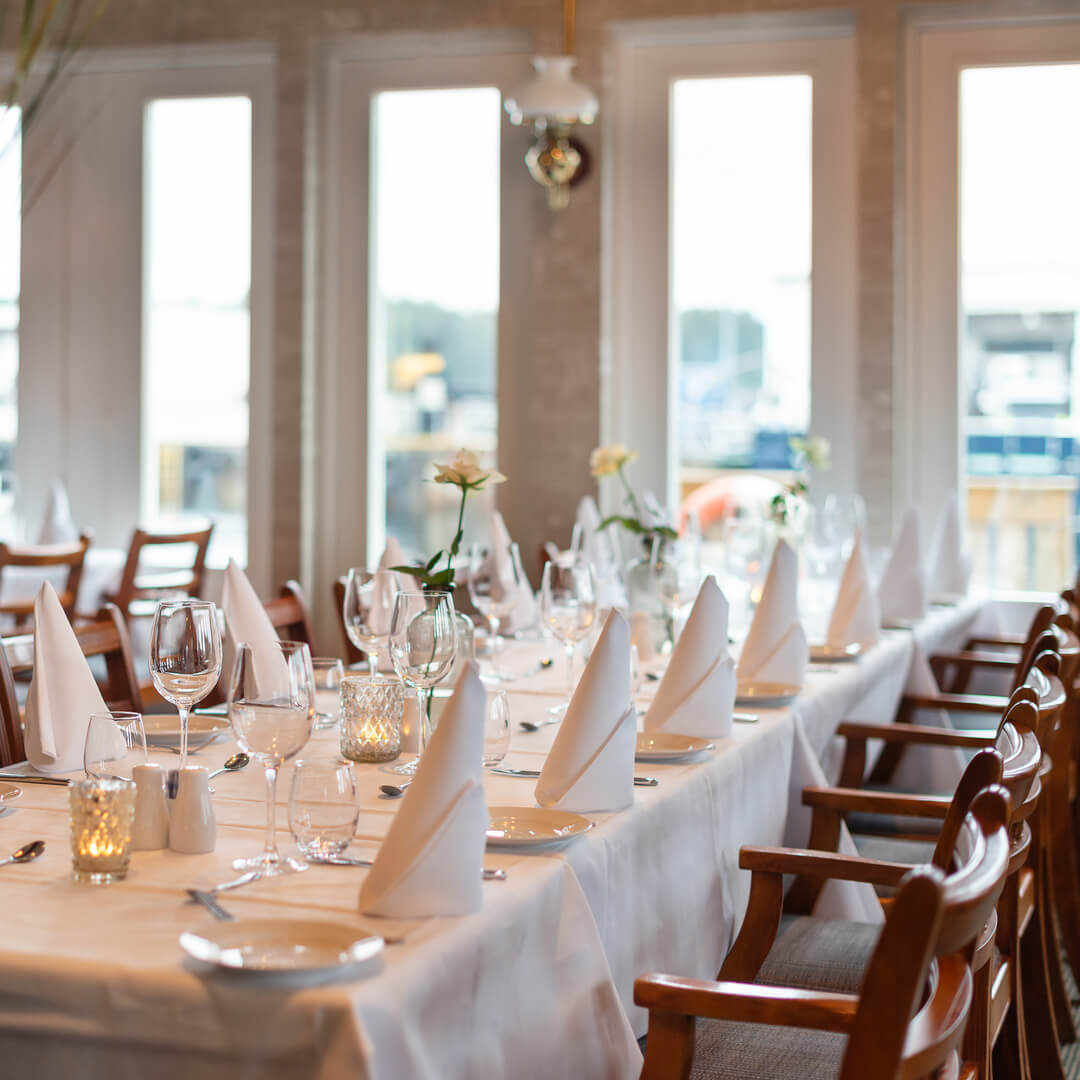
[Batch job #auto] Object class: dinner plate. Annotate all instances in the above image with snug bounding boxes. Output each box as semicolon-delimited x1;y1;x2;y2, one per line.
635;732;714;762
735;681;801;707
179;918;384;975
486;805;594;849
0;782;20;802
809;643;862;663
145;713;230;750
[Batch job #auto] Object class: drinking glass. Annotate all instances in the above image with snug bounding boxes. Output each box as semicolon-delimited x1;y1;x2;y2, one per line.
229;639;316;875
149;600;222;770
84;711;146;780
468;541;526;681
483;688;511;767
343;568;395;675
823;493;867;557
312;657;345;730
388;590;456;774
539;557;597;718
288;759;360;860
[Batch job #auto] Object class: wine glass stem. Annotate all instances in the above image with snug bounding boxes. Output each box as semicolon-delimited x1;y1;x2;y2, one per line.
565;642;576;701
263;764;280;862
489;615;501;674
369;647;379;678
418;686;432;755
177;705;190;770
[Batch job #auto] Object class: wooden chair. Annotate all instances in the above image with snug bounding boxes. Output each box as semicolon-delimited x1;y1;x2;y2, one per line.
105;524;213;619
635;788;1010;1080
0;603;140;768
0;533;93;628
263;581;316;650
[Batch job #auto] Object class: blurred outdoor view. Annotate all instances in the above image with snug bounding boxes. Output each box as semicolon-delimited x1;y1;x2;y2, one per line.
0;109;19;539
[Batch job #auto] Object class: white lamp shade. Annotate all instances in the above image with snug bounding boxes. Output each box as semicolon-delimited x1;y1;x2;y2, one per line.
505;56;598;126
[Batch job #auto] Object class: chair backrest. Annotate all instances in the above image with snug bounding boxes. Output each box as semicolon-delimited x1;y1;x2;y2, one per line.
332;576;365;665
930;747;1002;868
0;603;140;767
263;581;315;650
0;533;93;621
841;786;1011;1080
110;525;213;615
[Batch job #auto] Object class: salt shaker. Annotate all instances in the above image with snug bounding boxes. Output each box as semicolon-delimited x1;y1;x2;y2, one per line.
169;766;216;854
131;763;169;851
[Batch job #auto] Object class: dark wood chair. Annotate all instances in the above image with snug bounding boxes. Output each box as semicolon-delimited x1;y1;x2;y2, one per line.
635;787;1010;1080
332;576;366;667
0;533;93;629
263;580;316;650
0;603;140;767
105;524;213;619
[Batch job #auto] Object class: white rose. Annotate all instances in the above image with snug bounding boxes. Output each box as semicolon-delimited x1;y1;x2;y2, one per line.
433;448;506;488
589;443;638;478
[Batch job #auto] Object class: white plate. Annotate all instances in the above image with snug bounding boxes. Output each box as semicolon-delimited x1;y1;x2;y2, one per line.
809;643;862;663
145;714;230;750
735;681;801;707
180;918;384;975
635;732;714;762
0;782;20;801
486;805;593;849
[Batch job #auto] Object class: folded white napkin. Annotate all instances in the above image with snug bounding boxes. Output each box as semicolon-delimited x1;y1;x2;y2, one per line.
825;531;880;649
737;539;807;687
577;496;628;609
37;481;79;545
536;610;636;812
877;507;928;624
359;662;488;918
927;493;972;600
367;538;406;640
221;559;279;689
491;510;537;631
644;575;736;737
24;582;119;773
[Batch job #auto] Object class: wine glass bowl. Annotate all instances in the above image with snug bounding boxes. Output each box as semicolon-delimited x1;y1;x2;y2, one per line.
343;568;395;675
539;557;597;718
468;542;526;681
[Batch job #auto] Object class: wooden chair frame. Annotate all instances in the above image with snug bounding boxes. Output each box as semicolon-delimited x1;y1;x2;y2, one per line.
106;525;213;617
0;533;93;625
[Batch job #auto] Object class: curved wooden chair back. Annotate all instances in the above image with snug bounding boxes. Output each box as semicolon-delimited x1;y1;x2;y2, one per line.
263;581;315;650
108;525;213;617
0;533;93;625
332;577;365;666
929;748;1002;869
0;638;23;766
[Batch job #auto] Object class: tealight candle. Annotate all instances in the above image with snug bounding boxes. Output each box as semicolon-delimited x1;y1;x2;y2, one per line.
340;674;405;763
70;777;136;884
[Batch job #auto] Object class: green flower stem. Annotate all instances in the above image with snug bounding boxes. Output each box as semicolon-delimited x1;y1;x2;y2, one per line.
616;463;643;519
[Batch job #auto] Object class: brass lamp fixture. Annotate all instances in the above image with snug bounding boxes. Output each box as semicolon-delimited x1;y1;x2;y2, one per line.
504;0;597;210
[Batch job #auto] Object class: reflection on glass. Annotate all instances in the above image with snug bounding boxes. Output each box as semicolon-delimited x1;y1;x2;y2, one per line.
672;76;812;490
370;87;501;558
143;97;252;566
960;65;1080;591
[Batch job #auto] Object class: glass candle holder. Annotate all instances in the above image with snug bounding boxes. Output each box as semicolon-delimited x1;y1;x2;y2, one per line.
340;674;405;763
70;777;136;884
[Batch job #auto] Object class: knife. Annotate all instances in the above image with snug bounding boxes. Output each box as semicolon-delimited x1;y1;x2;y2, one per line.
492;767;658;787
308;854;507;881
186;889;234;921
0;773;70;786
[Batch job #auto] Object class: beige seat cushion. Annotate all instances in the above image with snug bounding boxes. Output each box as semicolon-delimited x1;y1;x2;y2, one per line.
689;1017;847;1079
756;914;880;994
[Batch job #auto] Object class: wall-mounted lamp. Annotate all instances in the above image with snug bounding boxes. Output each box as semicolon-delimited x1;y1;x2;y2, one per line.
504;0;597;210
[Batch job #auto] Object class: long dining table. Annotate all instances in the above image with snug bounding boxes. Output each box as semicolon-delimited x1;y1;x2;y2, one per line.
0;596;992;1079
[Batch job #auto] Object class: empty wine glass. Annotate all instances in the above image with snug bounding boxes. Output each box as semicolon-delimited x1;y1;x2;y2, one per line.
229;639;316;875
149;600;222;770
823;493;867;558
289;759;360;860
343;568;396;675
539;557;597;718
468;541;526;681
84;711;146;780
388;590;456;774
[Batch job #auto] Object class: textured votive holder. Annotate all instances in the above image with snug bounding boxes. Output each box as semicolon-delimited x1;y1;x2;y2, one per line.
70;777;136;884
340;674;405;763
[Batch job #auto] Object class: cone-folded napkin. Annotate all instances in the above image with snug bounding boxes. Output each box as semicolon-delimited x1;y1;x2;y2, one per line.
877;507;928;624
736;539;807;687
825;531;880;649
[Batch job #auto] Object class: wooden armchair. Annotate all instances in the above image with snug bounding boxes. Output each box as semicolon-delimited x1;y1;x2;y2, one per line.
332;577;366;667
0;533;93;629
635;788;1010;1080
263;581;316;650
105;524;213;619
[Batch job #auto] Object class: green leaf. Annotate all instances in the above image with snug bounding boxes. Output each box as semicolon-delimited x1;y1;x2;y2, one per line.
424;552;442;572
392;565;426;579
655;525;678;540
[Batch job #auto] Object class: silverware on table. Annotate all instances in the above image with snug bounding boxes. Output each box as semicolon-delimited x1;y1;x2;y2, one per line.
379;780;412;798
0;773;69;786
187;889;234;921
491;767;658;787
209;870;261;894
732;713;760;724
519;716;560;733
208;753;250;782
0;840;45;867
307;854;506;881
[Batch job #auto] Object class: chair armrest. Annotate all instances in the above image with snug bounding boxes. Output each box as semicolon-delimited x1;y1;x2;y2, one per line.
902;692;1006;714
965;635;1024;650
931;650;1017;670
739;843;912;887
634;973;858;1033
802;785;951;820
835;721;997;748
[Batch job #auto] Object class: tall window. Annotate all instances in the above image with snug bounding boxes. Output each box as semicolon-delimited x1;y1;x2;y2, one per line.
960;64;1080;591
0;110;19;534
672;76;812;482
142;96;252;565
369;87;501;558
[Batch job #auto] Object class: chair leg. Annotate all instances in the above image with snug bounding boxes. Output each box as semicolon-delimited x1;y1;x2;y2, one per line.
640;1011;696;1080
1022;883;1069;1080
1041;857;1078;1042
962;959;992;1080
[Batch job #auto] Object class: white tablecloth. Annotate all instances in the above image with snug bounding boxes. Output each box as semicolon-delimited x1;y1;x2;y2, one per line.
0;547;127;616
0;597;989;1078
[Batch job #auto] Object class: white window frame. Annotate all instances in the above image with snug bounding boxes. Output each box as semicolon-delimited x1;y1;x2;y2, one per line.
312;32;533;641
901;13;1080;533
605;15;856;514
17;45;274;586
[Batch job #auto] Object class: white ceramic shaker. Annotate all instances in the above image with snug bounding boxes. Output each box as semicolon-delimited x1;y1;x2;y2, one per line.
169;766;216;854
131;763;170;851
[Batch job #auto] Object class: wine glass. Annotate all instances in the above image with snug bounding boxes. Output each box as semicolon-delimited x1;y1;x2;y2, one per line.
84;711;146;780
468;541;526;681
388;590;456;774
539;557;597;718
311;657;345;729
823;493;867;558
343;568;395;675
229;639;316;875
148;600;222;770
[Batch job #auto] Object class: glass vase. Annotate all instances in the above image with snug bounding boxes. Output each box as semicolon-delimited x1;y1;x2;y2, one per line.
625;538;679;656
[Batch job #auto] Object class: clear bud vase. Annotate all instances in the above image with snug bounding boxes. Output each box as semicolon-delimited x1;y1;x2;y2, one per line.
624;534;679;656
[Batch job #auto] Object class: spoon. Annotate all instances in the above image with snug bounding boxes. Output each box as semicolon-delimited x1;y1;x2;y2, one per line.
520;715;560;733
380;780;412;798
0;839;45;867
208;753;250;781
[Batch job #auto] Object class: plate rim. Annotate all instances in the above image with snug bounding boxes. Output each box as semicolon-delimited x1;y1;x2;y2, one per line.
634;732;714;760
0;782;21;801
486;804;594;847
